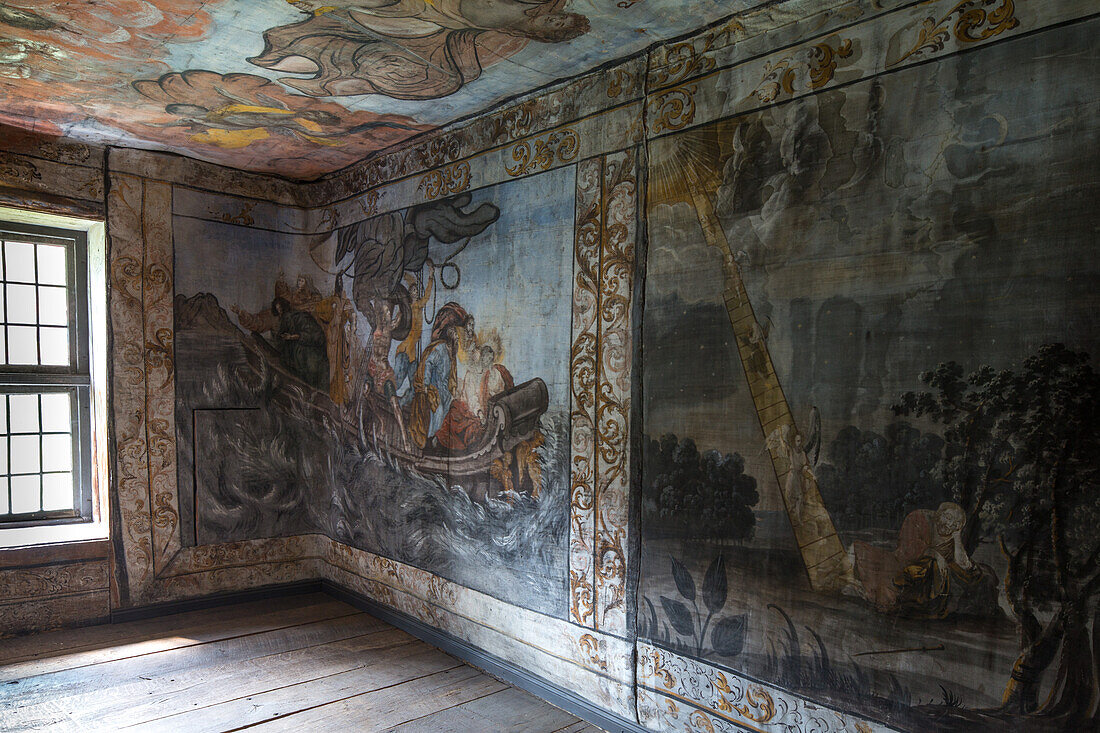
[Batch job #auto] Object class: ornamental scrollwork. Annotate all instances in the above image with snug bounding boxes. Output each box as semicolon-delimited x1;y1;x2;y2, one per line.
606;68;633;98
357;189;380;218
505;128;579;177
887;0;1019;68
638;643;887;732
748;38;854;105
577;633;608;671
490;100;537;142
649;18;743;89
418;161;470;199
650;84;697;134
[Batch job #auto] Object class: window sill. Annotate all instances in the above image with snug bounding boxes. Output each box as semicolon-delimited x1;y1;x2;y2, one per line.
0;520;108;550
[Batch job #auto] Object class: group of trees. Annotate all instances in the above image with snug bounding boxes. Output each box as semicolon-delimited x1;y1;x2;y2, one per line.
647;343;1099;724
643;434;759;541
816;422;947;532
893;343;1100;723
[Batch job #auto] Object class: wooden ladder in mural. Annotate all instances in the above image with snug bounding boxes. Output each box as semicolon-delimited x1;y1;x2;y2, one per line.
688;186;850;593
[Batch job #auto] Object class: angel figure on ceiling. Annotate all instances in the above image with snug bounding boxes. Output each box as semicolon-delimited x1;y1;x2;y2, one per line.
249;0;590;101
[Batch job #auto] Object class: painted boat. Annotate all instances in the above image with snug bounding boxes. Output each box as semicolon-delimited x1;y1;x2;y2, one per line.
241;331;548;477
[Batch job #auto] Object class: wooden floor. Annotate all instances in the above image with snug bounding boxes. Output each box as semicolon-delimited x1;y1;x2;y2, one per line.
0;592;603;732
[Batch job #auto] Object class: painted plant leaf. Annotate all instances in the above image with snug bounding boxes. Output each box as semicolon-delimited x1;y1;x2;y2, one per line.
669;554;696;602
659;595;695;637
702;554;727;613
711;613;747;657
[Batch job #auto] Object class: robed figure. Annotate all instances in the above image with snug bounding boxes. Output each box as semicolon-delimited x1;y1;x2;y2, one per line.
249;0;589;100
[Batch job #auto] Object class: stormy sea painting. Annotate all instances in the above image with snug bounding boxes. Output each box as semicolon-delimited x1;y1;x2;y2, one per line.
173;167;575;616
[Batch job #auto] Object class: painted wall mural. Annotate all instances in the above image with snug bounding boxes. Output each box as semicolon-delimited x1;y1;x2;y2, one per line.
0;0;747;178
4;1;1099;731
639;9;1100;733
173;168;576;615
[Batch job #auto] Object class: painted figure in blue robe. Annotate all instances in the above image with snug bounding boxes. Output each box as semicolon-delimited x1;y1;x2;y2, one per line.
408;302;474;450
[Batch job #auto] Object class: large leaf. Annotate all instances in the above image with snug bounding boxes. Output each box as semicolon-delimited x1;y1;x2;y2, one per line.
659;596;695;638
702;554;727;614
711;614;747;657
669;555;695;602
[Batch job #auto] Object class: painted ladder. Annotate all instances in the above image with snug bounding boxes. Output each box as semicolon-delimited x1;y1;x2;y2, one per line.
688;185;850;593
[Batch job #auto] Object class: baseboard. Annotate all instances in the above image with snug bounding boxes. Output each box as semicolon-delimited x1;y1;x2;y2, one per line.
321;580;651;733
110;579;323;624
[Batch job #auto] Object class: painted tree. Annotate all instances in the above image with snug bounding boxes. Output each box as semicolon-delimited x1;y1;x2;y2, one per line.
894;343;1100;724
643;434;759;540
816;422;947;531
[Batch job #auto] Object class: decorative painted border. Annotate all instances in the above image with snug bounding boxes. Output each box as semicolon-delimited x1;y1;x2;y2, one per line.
567;149;638;636
302;55;646;206
593;149;636;636
645;0;1095;138
637;642;896;733
569;157;601;628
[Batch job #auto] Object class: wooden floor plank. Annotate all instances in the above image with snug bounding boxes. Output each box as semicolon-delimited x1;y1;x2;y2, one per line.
386;686;580;733
249;665;507;732
1;612;386;710
0;593;353;675
123;642;463;733
6;627;417;732
551;722;606;733
0;595;589;733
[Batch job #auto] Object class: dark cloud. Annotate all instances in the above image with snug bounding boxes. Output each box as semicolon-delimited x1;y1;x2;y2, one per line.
643;292;741;409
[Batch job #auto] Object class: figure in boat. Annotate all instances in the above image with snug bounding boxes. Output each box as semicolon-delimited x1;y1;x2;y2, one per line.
235;273;356;405
407;301;475;452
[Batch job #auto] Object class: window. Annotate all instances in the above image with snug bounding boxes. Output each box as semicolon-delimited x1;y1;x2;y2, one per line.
0;221;95;528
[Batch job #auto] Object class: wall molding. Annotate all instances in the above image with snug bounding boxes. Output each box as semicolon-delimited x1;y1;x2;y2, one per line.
108;579;322;624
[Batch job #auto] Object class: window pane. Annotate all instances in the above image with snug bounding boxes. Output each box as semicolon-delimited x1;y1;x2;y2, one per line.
39;327;69;366
6;283;36;324
9;394;39;433
38;286;67;326
10;434;40;474
41;393;71;433
0;327;5;365
36;244;67;286
9;393;39;433
42;433;72;472
42;472;73;511
4;241;36;282
10;474;40;514
0;437;6;474
0;478;7;514
0;396;6;433
7;325;37;365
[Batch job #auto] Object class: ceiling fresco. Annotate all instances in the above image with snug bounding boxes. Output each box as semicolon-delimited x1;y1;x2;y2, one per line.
0;0;745;180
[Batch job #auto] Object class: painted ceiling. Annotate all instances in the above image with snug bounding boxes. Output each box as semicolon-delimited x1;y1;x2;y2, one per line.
0;0;748;180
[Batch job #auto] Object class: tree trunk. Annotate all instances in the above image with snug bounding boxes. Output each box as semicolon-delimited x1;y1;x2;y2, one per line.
1000;610;1065;714
1039;605;1099;723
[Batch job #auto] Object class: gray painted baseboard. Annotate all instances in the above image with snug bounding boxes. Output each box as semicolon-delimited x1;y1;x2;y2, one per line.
322;580;653;733
109;579;322;623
